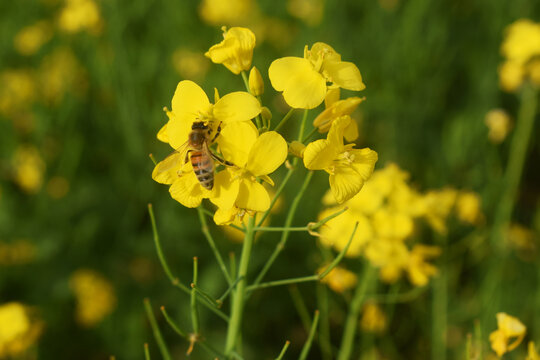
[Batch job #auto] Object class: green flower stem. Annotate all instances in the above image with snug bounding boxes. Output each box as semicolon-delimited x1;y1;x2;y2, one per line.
241;71;263;129
256;168;294;227
299;310;320;360
218;276;244;304
275;340;291;360
224;215;256;357
255;206;347;233
144;343;151;360
190;257;200;335
302;126;319;143
297;109;309;141
274;108;295;132
289;285;312;331
337;264;375;360
366;285;428;304
432;234;448;360
149;154;157;165
491;83;537;253
160;306;187;338
143;298;172;360
197;207;232;285
251;171;314;288
317;283;332;360
148;204;229;322
192;284;222;308
318;222;358;279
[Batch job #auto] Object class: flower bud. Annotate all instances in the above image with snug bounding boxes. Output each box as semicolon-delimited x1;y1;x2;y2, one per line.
249;66;264;96
288;141;306;158
260;106;272;122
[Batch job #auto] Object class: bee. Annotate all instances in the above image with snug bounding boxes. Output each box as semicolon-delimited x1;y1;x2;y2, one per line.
152;121;231;190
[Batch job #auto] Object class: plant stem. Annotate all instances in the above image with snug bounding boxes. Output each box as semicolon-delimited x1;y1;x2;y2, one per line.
143;298;172;360
337;265;375;360
317;283;332;360
197;207;232;285
257;168;294;227
241;71;262;129
289;285;312;332
432;235;448;360
274;108;295;132
144;343;151;360
190;257;200;335
275;341;291;360
299;310;320;360
302;126;319;143
224;215;256;357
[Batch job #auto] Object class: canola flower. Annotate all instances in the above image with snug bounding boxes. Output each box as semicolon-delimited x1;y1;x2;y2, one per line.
0;69;36;118
58;0;103;34
485;109;512;144
318;265;358;293
70;269;117;327
13;20;53;56
0;302;42;358
199;0;255;26
286;0;324;27
0;239;36;266
205;27;256;75
12;145;46;194
360;303;387;334
171;48;210;80
489;312;526;357
269;42;365;109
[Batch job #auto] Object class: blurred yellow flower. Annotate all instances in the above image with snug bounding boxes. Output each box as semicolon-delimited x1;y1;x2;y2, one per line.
199;0;255;26
269;42;365;109
58;0;103;34
46;176;70;199
286;0;324;27
303;116;377;203
485;109;512;143
13;145;46;194
360;303;387;333
248;66;264;96
171;48;210;80
70;269;116;327
0;302;42;358
528;59;540;87
455;191;483;225
0;69;36;117
14;20;53;56
313;89;365;140
498;60;525;92
318;265;357;293
527;342;540;360
421;188;457;234
489;312;526;357
372;208;414;240
211;125;288;224
205;27;256;75
506;223;536;252
406;244;440;286
0;239;36;266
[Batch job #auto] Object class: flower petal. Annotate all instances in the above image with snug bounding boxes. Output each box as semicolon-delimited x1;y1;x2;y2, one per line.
169;170;209;208
246;131;287;176
210;170;240;209
330;165;366;204
213;207;238;225
217;121;258;167
324;60;366;91
303;139;335;170
236;178;270;212
213;91;261;123
171;80;210;118
152;152;185;185
350;148;378;180
157;123;169;143
269;57;327;109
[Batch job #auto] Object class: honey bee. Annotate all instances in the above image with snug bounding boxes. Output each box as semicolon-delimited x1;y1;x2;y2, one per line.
153;121;231;190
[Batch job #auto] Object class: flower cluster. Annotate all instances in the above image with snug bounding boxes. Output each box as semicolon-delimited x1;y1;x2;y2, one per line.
153;27;377;224
498;19;540;92
0;302;42;358
489;312;526;357
317;163;483;286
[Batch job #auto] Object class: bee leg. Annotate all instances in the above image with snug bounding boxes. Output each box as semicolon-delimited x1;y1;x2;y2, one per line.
210;151;235;167
210;122;222;143
184;149;192;163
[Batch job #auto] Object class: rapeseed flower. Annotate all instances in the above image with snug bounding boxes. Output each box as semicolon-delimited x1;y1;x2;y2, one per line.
152;80;261;208
527;342;540;360
58;0;103;34
12;145;46;194
0;239;36;266
313;89;364;140
286;0;324;27
421;188;457;234
199;0;255;26
455;191;483;225
14;20;53;56
269;42;365;109
210;123;287;224
485;109;512;143
0;302;42;358
171;48;210;80
248;66;264;96
489;312;526;357
205;27;256;75
303;116;377;203
0;69;36;117
318;265;358;293
360;303;387;333
70;269;117;327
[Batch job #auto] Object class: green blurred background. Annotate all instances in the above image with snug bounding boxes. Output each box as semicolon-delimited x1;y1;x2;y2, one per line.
0;0;539;358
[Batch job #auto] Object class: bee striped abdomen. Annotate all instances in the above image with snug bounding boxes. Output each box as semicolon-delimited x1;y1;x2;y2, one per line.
190;150;214;190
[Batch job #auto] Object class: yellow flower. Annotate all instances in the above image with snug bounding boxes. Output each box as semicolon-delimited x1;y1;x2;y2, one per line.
501;19;540;64
485;109;512;144
455;191;482;225
12;145;46;194
421;188;457;234
14;20;53;56
527;342;540;360
489;312;526;357
313;89;365;139
0;69;36;117
303;116;377;203
0;239;36;266
406;244;440;287
152;81;261;208
372;208;414;240
0;302;42;358
70;269;117;327
318;265;357;293
205;27;256;75
286;0;324;27
364;238;409;283
248;66;264;96
46;176;70;199
58;0;103;34
360;303;387;333
528;59;540;87
171;48;210;80
269;42;365;109
199;0;255;26
498;60;525;92
210;123;288;224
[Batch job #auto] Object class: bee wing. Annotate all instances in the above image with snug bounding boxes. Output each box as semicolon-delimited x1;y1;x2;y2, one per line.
152;142;190;184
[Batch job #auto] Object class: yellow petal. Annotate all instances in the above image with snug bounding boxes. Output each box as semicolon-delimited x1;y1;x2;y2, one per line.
210;170;240;209
157;123;169;143
217;121;258;167
213;91;261;123
303;139;336;170
324;87;341;107
246;131;287;176
166;116;193;149
330;166;366;204
171;80;210;118
213;207;238;225
152;152;185;184
350;148;378;180
344;118;359;142
323;60;366;91
268;57;327;109
205;27;256;74
169;171;208;208
258;174;274;186
236;178;270;212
